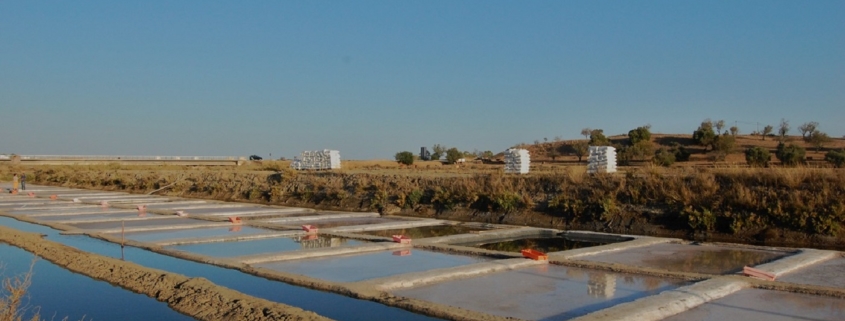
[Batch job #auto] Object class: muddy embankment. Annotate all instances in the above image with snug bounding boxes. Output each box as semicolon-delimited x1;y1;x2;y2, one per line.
0;226;331;321
22;166;845;250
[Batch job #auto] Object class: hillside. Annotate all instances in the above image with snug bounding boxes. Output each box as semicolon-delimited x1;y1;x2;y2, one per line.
510;133;845;167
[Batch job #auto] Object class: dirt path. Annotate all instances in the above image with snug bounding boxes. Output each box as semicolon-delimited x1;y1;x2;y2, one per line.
0;225;332;321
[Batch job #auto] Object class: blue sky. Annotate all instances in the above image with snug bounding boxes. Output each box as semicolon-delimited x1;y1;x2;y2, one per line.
1;1;842;159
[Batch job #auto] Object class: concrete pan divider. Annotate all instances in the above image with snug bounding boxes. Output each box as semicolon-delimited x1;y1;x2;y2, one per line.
364;257;548;291
84;221;237;234
193;208;304;217
6;204;97;211
26;209;140;217
422;226;553;244
154;230;304;246
326;219;446;233
750;249;840;278
132;200;209;207
554;236;678;260
237;242;411;264
167;204;259;210
54;193;131;197
570;278;749;321
261;212;380;223
53;214;179;224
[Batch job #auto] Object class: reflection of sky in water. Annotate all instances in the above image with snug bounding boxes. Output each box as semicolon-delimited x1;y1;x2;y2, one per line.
281;217;402;228
361;225;486;238
460;236;616;253
169;236;365;257
0;244;194;321
70;217;201;229
257;249;489;282
119;226;271;242
585;243;788;274
663;289;845;321
397;264;686;320
0;216;440;321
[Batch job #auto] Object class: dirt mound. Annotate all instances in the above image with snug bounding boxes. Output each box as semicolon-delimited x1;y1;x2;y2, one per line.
0;226;331;321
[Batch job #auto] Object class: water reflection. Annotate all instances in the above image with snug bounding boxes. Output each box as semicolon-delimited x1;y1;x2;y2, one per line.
362;225;486;238
0;217;440;321
463;236;610;253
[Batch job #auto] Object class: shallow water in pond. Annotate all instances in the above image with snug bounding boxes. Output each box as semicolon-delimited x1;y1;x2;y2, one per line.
256;249;490;282
0;217;441;321
279;217;404;228
0;244;195;321
168;235;366;257
360;225;487;238
582;243;789;275
460;236;614;253
118;226;279;242
396;264;687;320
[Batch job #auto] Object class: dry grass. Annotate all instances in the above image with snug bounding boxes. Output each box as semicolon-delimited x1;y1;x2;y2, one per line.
0;260;39;321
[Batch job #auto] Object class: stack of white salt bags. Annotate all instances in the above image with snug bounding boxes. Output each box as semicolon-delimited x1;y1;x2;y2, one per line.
587;146;617;174
504;148;530;174
290;150;342;170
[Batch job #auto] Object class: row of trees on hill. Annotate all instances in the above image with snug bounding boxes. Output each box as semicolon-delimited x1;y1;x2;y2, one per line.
395;119;842;168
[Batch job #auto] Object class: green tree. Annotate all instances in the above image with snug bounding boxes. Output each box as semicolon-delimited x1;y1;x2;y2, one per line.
714;134;736;154
445;148;463;164
778;118;790;141
628;141;655;162
653;148;676;167
776;143;805;166
481;150;494;159
744;147;771;167
799;121;819;140
573;141;589;162
546;144;560;161
589;129;610;146
762;125;774;140
628;126;652;145
394;151;414;165
431;144;446;160
729;126;739;137
693;122;717;150
715;120;725;135
825;150;845;168
580;128;592;139
672;144;691;162
808;130;832;152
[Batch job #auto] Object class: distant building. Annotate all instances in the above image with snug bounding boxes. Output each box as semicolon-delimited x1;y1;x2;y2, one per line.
420;147;431;161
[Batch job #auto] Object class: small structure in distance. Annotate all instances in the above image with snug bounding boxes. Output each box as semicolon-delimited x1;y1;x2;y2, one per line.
504;149;530;174
587;146;617;174
419;147;431;161
290;150;341;170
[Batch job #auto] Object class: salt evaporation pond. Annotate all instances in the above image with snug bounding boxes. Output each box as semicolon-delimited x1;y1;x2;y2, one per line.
168;235;366;257
256;249;490;282
0;217;440;321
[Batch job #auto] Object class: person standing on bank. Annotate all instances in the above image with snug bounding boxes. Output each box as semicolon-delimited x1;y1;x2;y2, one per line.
20;173;26;190
12;173;19;192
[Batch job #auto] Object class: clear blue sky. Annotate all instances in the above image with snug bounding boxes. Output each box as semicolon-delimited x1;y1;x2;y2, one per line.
1;1;843;159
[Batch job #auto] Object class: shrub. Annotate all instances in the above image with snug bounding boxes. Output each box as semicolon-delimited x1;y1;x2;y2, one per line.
628;126;652;145
589;129;610;146
394;151;414;165
825;150;845;168
672;145;691;162
445;148;463;164
693;125;716;150
653;148;676;167
744;147;771;167
775;143;806;166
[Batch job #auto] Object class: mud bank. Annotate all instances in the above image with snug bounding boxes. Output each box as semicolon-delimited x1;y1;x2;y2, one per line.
0;225;332;321
20;166;845;250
